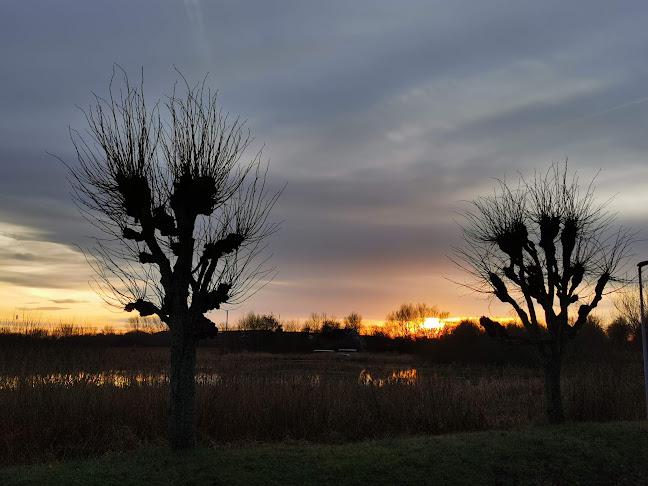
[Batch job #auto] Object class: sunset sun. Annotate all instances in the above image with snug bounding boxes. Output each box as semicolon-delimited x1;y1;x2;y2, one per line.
423;317;444;330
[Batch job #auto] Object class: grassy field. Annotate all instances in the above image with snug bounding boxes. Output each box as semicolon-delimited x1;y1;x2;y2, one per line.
1;422;647;485
0;344;644;466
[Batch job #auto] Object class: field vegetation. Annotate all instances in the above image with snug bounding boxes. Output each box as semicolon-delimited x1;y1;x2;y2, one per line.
0;316;644;466
2;422;648;485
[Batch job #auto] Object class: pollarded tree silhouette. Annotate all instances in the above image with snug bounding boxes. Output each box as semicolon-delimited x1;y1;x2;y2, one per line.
64;68;281;449
454;162;634;422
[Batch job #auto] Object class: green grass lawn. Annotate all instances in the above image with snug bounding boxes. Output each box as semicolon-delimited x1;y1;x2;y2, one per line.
2;422;647;486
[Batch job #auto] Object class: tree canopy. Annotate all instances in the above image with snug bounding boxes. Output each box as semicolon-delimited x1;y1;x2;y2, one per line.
66;68;281;336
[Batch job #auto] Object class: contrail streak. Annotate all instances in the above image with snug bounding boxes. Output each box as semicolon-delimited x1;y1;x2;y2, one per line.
183;0;212;68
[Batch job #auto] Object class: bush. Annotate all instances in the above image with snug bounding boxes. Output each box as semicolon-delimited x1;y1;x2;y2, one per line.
607;317;634;345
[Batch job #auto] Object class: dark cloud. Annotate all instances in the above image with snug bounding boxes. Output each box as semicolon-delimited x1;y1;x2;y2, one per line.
11;253;36;261
217;0;638;127
0;273;84;290
1;0;647;322
442;74;648;159
50;299;88;304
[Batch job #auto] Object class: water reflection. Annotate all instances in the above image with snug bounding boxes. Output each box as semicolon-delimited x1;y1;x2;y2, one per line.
0;372;169;390
358;369;418;386
0;371;250;389
0;368;419;389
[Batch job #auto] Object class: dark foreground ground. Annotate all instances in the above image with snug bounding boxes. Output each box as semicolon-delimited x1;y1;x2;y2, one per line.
1;422;647;486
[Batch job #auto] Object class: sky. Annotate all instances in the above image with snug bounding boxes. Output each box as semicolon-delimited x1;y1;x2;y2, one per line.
1;0;647;330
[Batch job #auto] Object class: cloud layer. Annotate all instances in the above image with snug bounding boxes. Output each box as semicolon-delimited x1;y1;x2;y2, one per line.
1;1;647;325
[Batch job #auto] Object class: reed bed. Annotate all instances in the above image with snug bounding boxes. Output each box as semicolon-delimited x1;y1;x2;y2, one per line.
0;347;644;465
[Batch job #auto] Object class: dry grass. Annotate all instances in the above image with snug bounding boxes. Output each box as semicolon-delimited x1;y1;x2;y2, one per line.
0;346;644;465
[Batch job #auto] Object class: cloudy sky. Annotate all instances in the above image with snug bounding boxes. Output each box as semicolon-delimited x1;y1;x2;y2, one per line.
1;0;647;329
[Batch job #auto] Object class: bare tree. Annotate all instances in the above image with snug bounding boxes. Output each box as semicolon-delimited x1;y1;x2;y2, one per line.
62;68;281;449
385;303;417;337
454;162;634;422
612;288;646;340
236;311;282;331
344;312;363;331
384;302;448;338
320;316;342;333
281;318;302;332
304;312;327;333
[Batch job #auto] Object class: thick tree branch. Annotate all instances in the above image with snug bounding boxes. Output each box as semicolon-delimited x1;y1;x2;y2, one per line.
124;299;161;317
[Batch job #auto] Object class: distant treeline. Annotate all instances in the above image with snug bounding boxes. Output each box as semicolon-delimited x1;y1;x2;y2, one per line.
0;319;640;365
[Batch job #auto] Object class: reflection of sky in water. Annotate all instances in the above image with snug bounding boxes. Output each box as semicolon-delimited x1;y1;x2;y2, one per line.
358;369;418;387
0;372;173;389
0;369;421;389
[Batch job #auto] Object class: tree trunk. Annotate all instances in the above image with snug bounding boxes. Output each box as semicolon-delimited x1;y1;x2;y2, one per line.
169;330;197;450
542;353;565;423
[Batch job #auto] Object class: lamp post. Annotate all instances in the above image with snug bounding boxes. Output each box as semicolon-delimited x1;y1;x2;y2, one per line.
638;260;648;419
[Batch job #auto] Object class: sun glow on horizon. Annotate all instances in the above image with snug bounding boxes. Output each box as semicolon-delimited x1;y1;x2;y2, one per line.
377;315;524;339
422;317;443;330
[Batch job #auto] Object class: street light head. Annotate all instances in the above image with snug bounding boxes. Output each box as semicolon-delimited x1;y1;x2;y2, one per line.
638;261;648;269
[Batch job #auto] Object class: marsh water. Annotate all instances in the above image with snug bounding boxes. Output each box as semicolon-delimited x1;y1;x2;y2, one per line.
0;367;420;390
0;346;442;390
2;345;644;467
